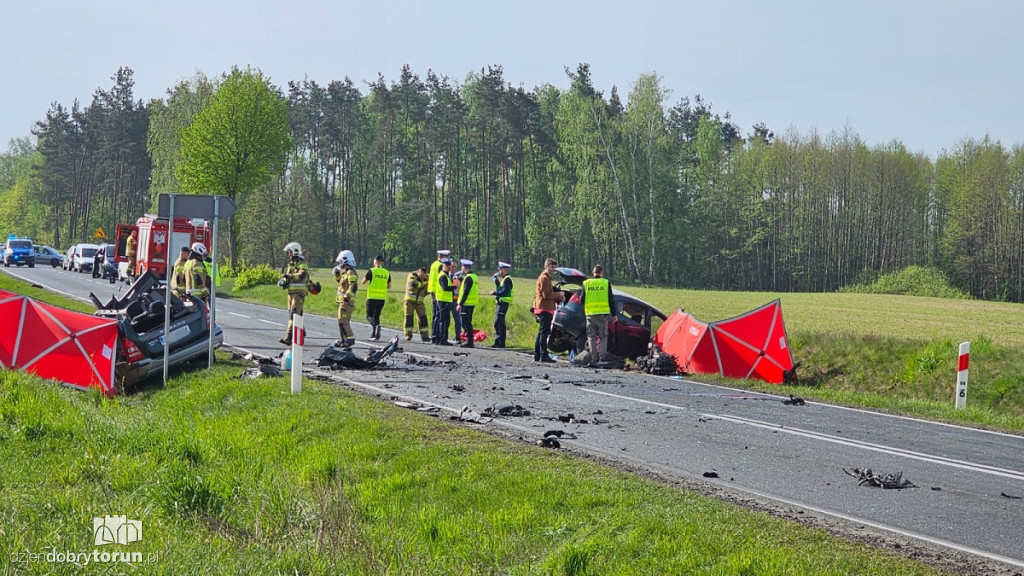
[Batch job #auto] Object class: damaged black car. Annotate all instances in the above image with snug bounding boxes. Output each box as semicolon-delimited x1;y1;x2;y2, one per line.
547;267;666;360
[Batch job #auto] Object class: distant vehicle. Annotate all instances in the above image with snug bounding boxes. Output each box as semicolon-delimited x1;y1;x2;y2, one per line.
4;236;35;268
547;267;667;360
62;246;77;270
92;243;118;283
72;243;100;273
90;271;223;388
32;245;63;267
115;216;211;280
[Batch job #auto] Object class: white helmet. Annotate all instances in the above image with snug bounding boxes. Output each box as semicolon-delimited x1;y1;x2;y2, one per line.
284;242;303;258
335;249;356;267
190;242;207;256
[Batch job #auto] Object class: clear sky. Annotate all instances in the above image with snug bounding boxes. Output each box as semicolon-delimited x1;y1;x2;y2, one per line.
2;0;1020;159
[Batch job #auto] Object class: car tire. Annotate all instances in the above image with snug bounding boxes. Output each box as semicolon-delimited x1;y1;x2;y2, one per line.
50;260;58;268
28;263;34;268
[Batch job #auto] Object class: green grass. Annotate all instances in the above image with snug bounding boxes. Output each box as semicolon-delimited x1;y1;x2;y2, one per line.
220;270;1024;432
0;360;950;575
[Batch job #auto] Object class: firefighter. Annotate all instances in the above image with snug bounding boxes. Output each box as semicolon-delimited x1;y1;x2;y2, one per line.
433;257;456;345
125;230;138;279
333;249;358;348
362;254;391;341
580;264;614;366
403;267;430;341
428;249;449;343
183;242;211;303
169;245;191;296
456;259;478;347
489;261;513;348
279;242;308;346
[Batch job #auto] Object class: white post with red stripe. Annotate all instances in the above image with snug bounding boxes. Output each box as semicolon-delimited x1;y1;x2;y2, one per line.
955;341;969;409
291;314;304;394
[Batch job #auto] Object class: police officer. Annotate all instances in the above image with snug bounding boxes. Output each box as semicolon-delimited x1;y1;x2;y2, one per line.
169;245;191;296
183;242;211;304
333;249;358;347
362;255;391;341
403;267;430;341
580;264;614;366
433;257;457;345
279;242;308;346
455;259;478;348
428;249;449;343
489;262;513;348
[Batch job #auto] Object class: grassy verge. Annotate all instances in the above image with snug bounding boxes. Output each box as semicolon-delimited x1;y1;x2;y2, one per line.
1;359;950;575
220;271;1024;432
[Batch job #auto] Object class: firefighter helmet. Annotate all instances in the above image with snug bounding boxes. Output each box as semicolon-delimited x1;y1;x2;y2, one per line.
190;242;207;256
284;242;303;258
335;249;356;267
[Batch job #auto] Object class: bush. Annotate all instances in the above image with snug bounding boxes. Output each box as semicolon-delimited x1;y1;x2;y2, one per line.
840;266;969;299
233;263;281;291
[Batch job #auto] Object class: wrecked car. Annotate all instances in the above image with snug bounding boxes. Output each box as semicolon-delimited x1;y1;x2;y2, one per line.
547;267;666;360
91;270;223;387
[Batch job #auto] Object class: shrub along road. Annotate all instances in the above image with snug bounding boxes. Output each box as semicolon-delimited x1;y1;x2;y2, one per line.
6;265;1024;575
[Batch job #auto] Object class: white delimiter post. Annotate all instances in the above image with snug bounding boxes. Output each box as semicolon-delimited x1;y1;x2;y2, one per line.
955;341;969;409
291;314;304;394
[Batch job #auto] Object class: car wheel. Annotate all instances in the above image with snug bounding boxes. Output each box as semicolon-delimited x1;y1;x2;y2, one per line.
28;263;34;268
51;260;58;268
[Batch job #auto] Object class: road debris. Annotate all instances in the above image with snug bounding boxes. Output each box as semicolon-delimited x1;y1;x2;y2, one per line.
635;352;678;375
1001;492;1022;499
544;430;577;439
537;438;560;449
239;365;282;379
843;467;915;489
483;403;531;417
451;406;491;424
782;394;806;406
703;471;719;478
318;337;400;369
393;400;440;413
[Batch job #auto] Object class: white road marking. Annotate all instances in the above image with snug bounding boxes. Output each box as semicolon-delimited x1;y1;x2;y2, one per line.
257;318;282;326
227;312;250;318
704;413;1024;481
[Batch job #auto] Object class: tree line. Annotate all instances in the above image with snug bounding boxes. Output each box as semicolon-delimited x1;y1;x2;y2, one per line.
2;64;1023;301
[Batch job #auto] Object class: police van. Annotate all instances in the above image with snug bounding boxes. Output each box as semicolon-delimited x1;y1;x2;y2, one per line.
3;235;35;268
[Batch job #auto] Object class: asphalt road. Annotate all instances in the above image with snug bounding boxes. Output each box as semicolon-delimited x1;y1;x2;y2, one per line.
6;264;1024;574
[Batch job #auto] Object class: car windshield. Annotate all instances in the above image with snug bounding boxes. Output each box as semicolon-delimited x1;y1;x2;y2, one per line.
103;245;115;256
80;248;98;258
8;240;30;249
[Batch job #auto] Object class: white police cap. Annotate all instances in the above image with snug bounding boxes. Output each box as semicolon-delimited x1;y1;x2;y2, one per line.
498;261;511;268
460;259;473;267
437;249;450;256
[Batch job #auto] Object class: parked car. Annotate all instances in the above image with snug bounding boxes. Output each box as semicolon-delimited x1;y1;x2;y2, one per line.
4;236;35;268
32;245;63;267
90;271;223;388
72;243;100;273
62;245;77;270
547;267;667;360
91;243;118;282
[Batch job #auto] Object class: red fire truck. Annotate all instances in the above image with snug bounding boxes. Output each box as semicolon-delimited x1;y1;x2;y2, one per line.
114;215;211;280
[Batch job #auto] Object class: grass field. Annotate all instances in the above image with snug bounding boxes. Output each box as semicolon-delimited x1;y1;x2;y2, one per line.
223;269;1024;432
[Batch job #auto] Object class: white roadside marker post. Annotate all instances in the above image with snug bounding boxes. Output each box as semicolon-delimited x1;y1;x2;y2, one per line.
291;314;304;394
955;341;969;409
